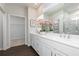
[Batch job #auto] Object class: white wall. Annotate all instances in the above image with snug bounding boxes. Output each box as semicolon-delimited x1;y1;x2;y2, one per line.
4;5;27;16
37;5;43;17
27;6;44;46
28;7;38;20
27;7;38;46
0;3;5;50
0;10;3;50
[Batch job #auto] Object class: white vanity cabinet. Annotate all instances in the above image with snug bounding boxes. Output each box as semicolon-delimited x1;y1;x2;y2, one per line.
31;34;39;53
30;34;52;56
38;42;51;56
30;33;79;56
30;33;66;56
52;48;67;56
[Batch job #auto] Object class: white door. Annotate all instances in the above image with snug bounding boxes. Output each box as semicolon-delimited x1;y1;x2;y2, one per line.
9;15;25;47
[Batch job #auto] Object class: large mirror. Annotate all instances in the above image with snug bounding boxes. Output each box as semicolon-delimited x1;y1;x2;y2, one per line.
63;3;79;35
30;3;79;35
44;3;79;35
43;3;64;33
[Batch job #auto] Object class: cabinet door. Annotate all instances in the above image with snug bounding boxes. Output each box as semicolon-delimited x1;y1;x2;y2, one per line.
54;49;66;56
31;34;35;48
31;37;39;54
55;53;64;56
42;45;51;56
38;41;51;56
51;47;66;56
31;34;51;56
51;48;55;56
31;34;37;48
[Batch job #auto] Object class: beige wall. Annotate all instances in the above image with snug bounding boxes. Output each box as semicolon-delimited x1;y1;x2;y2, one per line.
37;5;43;17
27;7;38;46
28;7;38;20
27;5;43;46
28;5;43;20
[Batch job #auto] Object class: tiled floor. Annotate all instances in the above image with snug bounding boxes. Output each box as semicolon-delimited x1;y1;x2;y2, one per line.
0;45;39;56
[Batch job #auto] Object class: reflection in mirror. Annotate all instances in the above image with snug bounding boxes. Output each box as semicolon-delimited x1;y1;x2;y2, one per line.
44;3;64;33
30;3;79;35
64;3;79;35
44;3;79;35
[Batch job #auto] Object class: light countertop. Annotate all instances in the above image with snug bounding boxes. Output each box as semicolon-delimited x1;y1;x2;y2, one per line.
30;32;79;49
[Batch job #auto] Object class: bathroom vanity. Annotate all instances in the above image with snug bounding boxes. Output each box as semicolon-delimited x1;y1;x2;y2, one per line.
30;4;79;56
30;32;79;56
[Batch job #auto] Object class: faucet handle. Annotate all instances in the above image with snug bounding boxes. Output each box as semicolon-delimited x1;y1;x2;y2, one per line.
63;34;66;38
60;33;63;37
67;34;70;39
60;34;62;37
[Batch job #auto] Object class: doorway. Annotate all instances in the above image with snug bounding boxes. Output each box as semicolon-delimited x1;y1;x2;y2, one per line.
8;14;26;48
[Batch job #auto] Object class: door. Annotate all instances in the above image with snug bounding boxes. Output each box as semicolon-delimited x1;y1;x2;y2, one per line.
9;15;25;47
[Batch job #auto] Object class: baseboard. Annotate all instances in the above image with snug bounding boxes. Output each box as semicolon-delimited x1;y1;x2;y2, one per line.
10;39;25;47
0;48;2;50
27;44;31;47
2;39;26;51
25;42;28;45
3;46;10;51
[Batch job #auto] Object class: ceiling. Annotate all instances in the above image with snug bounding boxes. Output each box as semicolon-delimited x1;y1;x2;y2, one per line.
43;3;79;14
4;3;59;8
4;3;42;8
43;3;63;15
64;3;79;13
4;3;62;9
4;3;79;13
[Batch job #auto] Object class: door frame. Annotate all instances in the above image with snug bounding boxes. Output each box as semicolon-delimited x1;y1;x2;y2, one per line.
0;5;6;50
3;13;28;50
0;9;4;50
8;14;27;48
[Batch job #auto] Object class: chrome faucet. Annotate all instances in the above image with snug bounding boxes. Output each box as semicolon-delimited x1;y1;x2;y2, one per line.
60;33;66;38
60;33;70;39
63;34;66;38
67;34;70;39
60;34;62;37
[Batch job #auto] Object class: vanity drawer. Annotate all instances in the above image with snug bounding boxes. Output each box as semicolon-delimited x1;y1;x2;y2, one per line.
54;48;67;56
51;40;79;56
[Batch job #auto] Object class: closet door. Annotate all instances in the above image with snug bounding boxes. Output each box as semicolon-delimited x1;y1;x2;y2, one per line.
9;15;25;47
0;10;3;49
